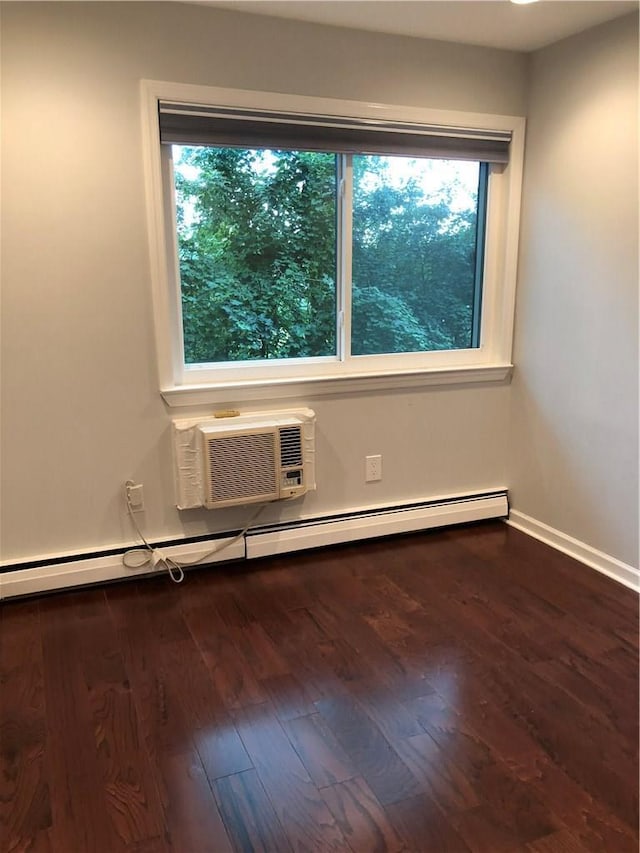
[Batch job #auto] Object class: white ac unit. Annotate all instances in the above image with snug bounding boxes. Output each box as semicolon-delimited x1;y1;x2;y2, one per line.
172;409;316;510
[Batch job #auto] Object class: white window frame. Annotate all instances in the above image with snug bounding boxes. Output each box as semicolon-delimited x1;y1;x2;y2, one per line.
141;80;525;407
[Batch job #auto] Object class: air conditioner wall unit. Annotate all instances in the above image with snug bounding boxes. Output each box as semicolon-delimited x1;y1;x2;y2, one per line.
172;409;316;509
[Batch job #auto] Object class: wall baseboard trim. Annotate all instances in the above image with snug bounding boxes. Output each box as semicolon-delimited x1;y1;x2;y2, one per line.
0;537;247;601
0;490;507;600
247;494;508;559
507;509;639;592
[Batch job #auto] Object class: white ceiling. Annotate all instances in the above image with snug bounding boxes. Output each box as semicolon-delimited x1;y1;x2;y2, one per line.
197;0;638;52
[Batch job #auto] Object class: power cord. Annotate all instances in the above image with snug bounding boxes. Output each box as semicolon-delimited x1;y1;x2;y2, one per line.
122;486;268;584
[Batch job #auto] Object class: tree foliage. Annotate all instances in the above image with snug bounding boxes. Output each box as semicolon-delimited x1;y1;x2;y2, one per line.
174;146;480;364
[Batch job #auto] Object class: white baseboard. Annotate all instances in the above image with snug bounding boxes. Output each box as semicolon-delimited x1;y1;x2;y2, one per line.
246;494;508;559
0;537;246;600
0;490;507;600
507;509;639;592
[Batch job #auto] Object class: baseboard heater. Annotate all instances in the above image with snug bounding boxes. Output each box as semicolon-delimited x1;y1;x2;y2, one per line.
1;491;507;599
245;491;508;559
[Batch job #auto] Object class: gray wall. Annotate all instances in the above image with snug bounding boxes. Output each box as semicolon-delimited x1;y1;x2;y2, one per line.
2;3;637;572
510;13;639;567
0;2;525;562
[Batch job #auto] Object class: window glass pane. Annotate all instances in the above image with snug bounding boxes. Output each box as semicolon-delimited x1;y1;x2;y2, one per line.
173;146;337;364
351;155;484;355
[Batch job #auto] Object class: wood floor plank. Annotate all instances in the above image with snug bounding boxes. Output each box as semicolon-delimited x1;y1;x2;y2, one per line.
75;593;166;847
227;621;291;681
315;691;423;806
533;656;638;746
0;601;51;853
260;672;316;721
128;837;171;853
404;528;626;663
214;769;293;853
159;752;233;853
471;760;561;846
526;828;589;852
320;776;407;852
462;524;638;634
183;604;266;711
521;754;639;853
193;725;254;785
441;583;559;665
106;584;194;758
282;712;357;789
598;641;639;683
230;570;299;624
231;702;348;850
102;586;240;850
39;594;130;852
157;638;253;782
420;667;549;768
309;594;417;688
88;684;166;846
361;595;455;671
137;582;193;646
448;803;524;853
260;607;341;698
106;583;242;849
385;792;471;852
476;561;622;663
366;573;427;616
485;656;638;829
392;731;480;814
347;681;424;741
249;556;316;612
392;553;639;830
403;690;496;784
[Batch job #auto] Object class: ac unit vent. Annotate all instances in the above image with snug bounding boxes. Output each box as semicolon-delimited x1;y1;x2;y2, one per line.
207;431;278;505
280;426;303;468
172;409;316;510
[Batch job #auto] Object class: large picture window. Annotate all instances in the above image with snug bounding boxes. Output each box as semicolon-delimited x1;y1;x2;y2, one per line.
174;147;487;365
142;83;525;404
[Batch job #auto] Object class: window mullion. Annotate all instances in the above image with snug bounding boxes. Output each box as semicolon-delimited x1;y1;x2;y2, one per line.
337;154;353;363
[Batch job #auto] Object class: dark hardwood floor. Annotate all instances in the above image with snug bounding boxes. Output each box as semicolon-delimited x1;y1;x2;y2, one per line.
1;521;638;852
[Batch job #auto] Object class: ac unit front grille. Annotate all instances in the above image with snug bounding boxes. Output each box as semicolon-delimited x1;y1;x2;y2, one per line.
206;432;278;505
279;426;303;468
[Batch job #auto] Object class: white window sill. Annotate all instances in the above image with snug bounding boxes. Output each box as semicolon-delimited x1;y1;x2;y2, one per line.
161;363;513;407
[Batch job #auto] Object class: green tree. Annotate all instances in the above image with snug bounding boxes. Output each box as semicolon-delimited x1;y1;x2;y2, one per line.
176;147;337;362
174;147;481;363
352;155;479;352
351;283;452;354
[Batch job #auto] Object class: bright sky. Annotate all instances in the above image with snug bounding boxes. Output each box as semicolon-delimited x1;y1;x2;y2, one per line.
173;146;479;224
358;155;478;213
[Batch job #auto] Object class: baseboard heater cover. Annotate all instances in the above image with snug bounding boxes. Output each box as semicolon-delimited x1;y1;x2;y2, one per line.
1;491;507;599
246;492;508;559
0;537;246;600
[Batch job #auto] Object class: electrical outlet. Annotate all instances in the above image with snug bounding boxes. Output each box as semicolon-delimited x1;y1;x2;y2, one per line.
125;480;145;512
365;454;382;482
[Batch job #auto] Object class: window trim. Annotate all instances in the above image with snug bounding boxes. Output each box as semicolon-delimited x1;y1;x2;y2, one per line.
141;80;525;407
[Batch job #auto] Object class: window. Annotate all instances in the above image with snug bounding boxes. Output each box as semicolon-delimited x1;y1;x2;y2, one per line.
142;82;525;404
174;146;338;365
